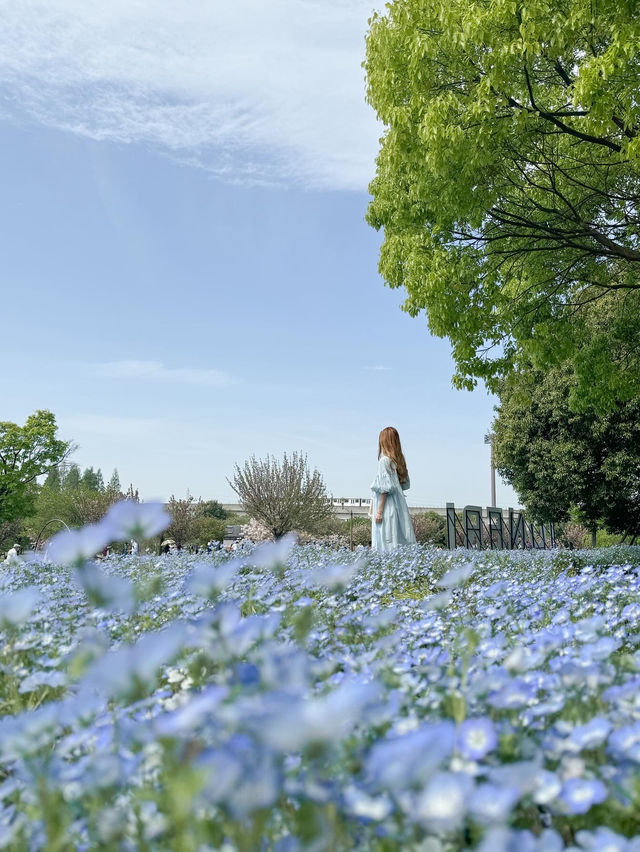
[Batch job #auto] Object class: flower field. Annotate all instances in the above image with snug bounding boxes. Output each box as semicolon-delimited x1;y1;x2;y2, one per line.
3;504;640;850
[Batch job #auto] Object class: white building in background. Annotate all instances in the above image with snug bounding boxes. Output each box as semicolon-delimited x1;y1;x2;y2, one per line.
222;499;444;522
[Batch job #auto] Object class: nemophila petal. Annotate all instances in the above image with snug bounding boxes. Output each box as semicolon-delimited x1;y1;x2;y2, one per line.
412;771;472;831
366;721;456;791
47;524;112;565
104;500;170;540
574;826;634;852
608;723;640;762
259;678;382;751
154;685;228;735
313;560;361;589
573;615;606;643
187;559;241;597
488;760;543;796
469;782;520;823
621;603;640;622
343;785;393;821
488;678;537;709
421;590;453;611
580;636;621;663
531;769;563;805
248;534;297;569
559;777;608;814
504;645;546;672
564;717;612;753
73;563;135;614
0;587;41;626
215;602;242;636
457;717;497;760
439;563;474;589
19;670;66;694
84;622;187;698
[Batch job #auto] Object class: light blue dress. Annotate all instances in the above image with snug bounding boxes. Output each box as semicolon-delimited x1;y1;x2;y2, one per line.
370;455;417;551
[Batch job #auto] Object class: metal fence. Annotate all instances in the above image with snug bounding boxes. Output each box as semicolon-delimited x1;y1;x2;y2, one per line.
446;504;556;550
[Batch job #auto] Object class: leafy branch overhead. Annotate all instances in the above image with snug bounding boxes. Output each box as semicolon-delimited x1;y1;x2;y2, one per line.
229;452;333;540
365;0;640;409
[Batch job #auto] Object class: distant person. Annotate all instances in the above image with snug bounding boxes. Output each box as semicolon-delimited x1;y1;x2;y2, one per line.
4;543;22;563
130;540;139;555
371;426;416;552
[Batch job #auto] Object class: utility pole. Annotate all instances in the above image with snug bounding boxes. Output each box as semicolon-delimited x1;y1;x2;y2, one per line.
484;432;496;507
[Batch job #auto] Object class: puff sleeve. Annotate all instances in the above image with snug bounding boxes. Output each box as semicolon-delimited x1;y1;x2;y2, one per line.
371;456;395;494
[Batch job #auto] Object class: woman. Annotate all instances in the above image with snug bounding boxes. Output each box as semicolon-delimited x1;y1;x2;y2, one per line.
370;426;417;551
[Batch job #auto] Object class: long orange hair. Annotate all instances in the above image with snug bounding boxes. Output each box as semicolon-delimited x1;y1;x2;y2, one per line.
378;426;408;484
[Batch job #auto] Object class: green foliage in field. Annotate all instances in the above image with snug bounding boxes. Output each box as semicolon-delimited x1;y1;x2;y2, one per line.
493;362;640;538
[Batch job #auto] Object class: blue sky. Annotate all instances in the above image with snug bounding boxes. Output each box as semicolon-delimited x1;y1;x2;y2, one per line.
0;0;518;509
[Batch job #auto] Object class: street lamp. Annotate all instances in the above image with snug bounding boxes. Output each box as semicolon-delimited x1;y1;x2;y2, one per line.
484;432;496;507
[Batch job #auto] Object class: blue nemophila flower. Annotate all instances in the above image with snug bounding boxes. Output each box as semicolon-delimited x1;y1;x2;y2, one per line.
457;717;497;760
580;636;621;663
19;670;66;694
104;500;170;541
313;560;362;589
154;685;228;735
503;645;546;672
469;782;520;824
412;770;473;831
559;777;608;814
564;717;612;753
0;586;41;626
365;721;456;791
488;678;537;709
608;722;640;763
574;826;640;852
439;563;474;589
342;785;393;821
258;677;382;751
531;769;563;805
84;622;187;698
73;563;135;614
47;524;112;565
248;534;297;569
572;615;606;643
475;827;564;852
187;559;241;598
488;760;543;796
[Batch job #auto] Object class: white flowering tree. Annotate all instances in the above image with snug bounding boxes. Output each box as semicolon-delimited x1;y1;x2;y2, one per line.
229;452;332;540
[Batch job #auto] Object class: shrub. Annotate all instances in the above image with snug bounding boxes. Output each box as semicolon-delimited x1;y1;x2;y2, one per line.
229;452;333;539
411;512;447;546
346;515;371;547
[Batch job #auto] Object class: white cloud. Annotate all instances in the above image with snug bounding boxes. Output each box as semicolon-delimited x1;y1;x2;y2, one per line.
61;413;161;440
364;365;391;371
0;0;382;190
94;360;233;387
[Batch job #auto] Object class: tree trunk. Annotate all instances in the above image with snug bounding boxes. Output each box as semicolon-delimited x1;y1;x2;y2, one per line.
591;529;597;548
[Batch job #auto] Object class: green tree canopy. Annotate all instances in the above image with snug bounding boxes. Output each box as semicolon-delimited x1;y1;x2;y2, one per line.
199;500;228;520
107;469;121;494
365;0;640;409
493;363;640;540
0;411;72;523
80;467;104;492
63;465;81;490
